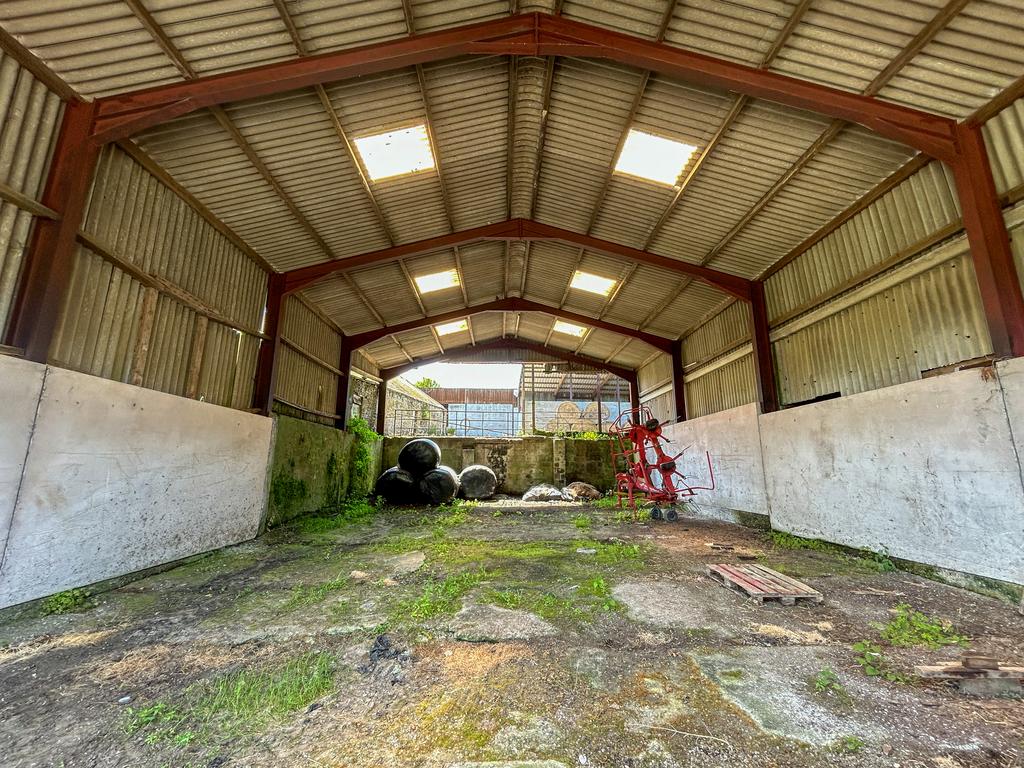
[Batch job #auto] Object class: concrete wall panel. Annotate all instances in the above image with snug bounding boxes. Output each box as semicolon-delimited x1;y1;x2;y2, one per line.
0;360;274;608
997;357;1024;477
0;356;47;564
661;403;768;517
763;367;1024;585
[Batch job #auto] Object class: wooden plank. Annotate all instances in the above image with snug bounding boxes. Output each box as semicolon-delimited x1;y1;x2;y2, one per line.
708;563;822;604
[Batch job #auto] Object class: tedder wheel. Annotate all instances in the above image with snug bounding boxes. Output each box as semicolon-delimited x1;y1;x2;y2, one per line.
650;507;663;521
665;508;679;522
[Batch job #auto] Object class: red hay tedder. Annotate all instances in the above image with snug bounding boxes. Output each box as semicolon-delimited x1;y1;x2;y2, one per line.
608;405;715;521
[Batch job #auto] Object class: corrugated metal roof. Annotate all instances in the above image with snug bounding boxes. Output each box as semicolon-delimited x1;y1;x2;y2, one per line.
3;0;1021;378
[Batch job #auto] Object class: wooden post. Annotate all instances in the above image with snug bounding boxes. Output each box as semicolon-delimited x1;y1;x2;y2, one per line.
129;286;159;386
253;273;285;415
184;316;209;399
376;376;388;435
951;122;1024;359
750;281;779;413
671;338;686;422
6;100;100;360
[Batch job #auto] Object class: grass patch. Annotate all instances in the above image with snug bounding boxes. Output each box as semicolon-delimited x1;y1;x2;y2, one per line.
399;571;489;621
572;514;593;531
124;652;335;746
291;497;381;534
873;603;968;649
576;539;645;567
768;531;895;572
832;736;865;754
40;588;95;616
593;495;620;509
481;576;623;625
281;577;348;611
430;539;560;567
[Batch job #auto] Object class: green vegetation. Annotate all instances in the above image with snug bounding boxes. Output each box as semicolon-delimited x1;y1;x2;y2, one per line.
41;588;95;616
481;574;622;625
812;668;851;705
833;736;865;754
873;603;968;649
852;640;911;684
291;496;381;534
400;571;489;621
577;539;644;567
125;653;334;746
572;513;593;531
768;530;895;572
347;417;379;499
413;377;439;389
282;576;348;611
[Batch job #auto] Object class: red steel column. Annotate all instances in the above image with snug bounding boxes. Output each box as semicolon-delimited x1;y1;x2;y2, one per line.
336;336;354;430
628;375;640;414
670;338;686;422
751;281;779;414
6;100;100;361
253;273;285;416
951;123;1024;359
376;376;388;435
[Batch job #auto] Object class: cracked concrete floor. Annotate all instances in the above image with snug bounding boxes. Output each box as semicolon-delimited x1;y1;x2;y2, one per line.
0;502;1022;768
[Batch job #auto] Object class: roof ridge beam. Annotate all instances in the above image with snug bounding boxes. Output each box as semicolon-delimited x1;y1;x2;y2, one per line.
88;13;957;162
380;337;635;380
348;296;672;351
281;218;751;300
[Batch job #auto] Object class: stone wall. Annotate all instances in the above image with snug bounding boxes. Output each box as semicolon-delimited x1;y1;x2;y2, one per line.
381;436;617;495
267;414;382;527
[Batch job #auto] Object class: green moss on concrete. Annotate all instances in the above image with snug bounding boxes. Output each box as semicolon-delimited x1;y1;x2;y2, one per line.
267;415;382;528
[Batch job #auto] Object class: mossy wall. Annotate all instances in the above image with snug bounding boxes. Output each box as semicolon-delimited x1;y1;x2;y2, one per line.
381;436;616;495
267;415;382;527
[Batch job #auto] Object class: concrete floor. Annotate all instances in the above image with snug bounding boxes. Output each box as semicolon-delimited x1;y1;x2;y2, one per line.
1;501;1022;768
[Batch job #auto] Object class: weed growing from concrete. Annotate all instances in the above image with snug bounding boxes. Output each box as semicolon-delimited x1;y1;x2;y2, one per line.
40;588;95;616
573;514;593;531
812;668;851;705
292;497;381;534
576;539;644;567
768;531;895;572
401;571;489;621
873;603;968;649
282;577;349;611
832;736;865;754
851;640;911;684
124;653;335;746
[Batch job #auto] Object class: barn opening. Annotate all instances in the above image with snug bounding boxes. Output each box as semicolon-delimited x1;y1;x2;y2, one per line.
1;2;1023;766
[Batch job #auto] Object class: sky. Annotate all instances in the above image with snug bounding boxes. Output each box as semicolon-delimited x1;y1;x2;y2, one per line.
399;362;522;389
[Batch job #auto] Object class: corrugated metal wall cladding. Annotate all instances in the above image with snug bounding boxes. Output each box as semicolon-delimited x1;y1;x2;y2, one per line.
84;144;268;330
51;245;144;381
562;0;672;40
984;96;1024;195
282;295;341;365
644;280;727;339
277;344;339;414
0;49;63;335
409;0;508;33
765;160;960;321
774;250;991;405
50;143;267;412
638;353;671;392
684;300;749;366
684;352;756;419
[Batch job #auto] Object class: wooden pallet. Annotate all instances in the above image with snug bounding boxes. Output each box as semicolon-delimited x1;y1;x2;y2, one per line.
707;563;823;605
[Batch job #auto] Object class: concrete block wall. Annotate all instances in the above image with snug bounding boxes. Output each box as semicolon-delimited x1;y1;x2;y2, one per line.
662;360;1024;586
0;355;275;609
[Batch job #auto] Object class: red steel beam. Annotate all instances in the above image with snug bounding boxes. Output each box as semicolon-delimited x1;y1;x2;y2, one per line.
379;337;635;381
336;335;354;430
670;338;686;422
5;100;100;361
88;13;957;162
347;297;672;352
284;218;752;301
750;281;779;414
950;123;1024;359
252;272;285;415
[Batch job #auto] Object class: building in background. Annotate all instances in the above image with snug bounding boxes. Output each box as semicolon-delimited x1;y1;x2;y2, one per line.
520;364;630;434
383;378;446;436
423;387;520;436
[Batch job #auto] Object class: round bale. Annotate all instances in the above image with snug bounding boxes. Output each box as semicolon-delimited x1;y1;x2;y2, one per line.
458;464;497;500
397;438;442;477
374;466;419;505
419;465;460;505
